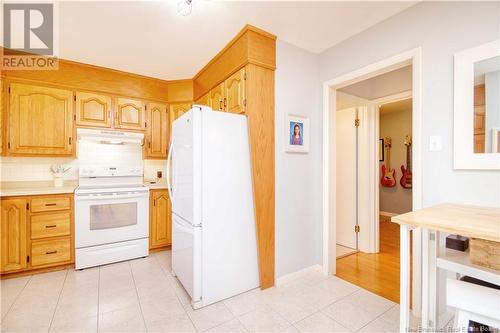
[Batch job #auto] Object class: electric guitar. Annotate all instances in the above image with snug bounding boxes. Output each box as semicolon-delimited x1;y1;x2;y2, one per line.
380;137;397;187
400;135;412;189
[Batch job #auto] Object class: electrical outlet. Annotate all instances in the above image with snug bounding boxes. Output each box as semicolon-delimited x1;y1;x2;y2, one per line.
157;171;162;179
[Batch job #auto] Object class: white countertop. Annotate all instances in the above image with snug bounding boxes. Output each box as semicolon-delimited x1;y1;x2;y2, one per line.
0;181;79;197
1;180;169;197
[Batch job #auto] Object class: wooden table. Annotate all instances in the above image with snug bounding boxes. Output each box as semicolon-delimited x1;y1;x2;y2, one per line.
392;203;500;331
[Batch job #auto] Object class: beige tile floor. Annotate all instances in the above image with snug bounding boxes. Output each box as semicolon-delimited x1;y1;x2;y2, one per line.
1;250;404;333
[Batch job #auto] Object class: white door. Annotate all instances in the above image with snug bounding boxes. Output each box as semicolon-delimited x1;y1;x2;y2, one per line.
171;214;201;301
336;107;358;249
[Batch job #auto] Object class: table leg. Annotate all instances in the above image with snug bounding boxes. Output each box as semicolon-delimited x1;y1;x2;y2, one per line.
400;224;412;332
422;228;438;329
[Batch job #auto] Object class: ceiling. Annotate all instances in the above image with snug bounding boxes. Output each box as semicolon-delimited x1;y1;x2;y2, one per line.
380;98;412;115
51;1;416;80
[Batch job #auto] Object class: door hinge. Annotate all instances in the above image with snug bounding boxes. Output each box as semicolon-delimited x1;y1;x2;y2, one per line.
26;202;29;210
73;114;76;121
27;255;30;263
69;137;72;145
153;199;156;207
73;95;76;101
144;122;147;128
243;99;247;107
7;142;10;149
244;72;247;80
8;87;11;94
354;225;360;233
354;119;360;127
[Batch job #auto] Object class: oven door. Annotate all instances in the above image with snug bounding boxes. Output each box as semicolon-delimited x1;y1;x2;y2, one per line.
75;191;149;248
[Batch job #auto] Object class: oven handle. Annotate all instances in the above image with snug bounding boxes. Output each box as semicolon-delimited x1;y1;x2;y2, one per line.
75;192;148;201
166;139;174;205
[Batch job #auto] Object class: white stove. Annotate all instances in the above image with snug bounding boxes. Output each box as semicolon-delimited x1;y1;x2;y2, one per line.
75;131;150;269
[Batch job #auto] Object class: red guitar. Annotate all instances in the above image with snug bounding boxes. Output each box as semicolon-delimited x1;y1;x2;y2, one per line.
400;135;412;189
380;137;396;187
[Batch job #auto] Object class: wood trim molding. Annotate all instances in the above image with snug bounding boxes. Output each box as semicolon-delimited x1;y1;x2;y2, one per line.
193;25;276;100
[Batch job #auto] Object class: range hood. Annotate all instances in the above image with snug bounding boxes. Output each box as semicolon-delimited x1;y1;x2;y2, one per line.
77;128;144;145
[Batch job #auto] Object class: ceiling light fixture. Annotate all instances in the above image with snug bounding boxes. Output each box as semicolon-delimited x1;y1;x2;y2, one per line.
177;0;193;16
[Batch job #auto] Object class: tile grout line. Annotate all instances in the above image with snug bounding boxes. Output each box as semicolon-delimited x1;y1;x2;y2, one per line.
1;274;33;322
129;260;148;332
354;303;397;332
47;269;69;333
153;252;199;332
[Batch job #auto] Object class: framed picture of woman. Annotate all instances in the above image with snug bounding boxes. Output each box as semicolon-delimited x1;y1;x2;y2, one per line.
285;114;310;153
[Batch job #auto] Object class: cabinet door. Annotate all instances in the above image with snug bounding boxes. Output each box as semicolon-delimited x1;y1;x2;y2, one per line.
145;102;168;159
9;83;74;156
75;92;112;128
169;102;192;129
150;190;171;249
225;68;246;114
1;198;27;272
210;82;225;111
115;97;146;131
195;92;211;108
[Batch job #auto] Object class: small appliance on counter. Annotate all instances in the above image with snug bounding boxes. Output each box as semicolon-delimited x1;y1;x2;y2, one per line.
74;129;149;269
168;106;259;309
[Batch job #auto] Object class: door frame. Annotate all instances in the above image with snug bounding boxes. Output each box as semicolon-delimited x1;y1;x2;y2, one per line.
322;47;423;316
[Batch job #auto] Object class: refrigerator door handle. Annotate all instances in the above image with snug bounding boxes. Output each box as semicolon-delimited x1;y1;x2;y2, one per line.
166;139;174;204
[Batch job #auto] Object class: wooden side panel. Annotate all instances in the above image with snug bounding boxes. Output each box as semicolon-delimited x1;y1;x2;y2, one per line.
8;83;74;156
75;91;112;128
115;98;146;131
1;198;27;272
225;68;246;114
145;102;168;159
247;30;277;70
150;190;171;249
167;80;193;102
210;82;225;111
245;64;275;289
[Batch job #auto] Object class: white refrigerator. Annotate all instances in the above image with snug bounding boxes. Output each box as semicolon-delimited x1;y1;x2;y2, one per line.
167;105;259;309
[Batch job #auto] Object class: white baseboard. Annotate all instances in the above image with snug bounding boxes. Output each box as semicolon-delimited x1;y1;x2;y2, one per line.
276;264;323;286
380;211;398;217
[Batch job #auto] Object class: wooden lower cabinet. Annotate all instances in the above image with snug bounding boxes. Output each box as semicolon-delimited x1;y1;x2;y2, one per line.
1;198;28;272
0;194;74;276
149;189;172;249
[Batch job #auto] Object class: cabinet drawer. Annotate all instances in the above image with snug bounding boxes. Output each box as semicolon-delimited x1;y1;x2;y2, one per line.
31;238;71;267
31;196;70;213
31;212;70;239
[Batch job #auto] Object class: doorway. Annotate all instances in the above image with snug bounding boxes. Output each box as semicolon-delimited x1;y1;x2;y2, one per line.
323;48;422;313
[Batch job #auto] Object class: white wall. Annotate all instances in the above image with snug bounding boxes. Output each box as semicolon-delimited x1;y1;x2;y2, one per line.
319;1;500;208
275;40;322;278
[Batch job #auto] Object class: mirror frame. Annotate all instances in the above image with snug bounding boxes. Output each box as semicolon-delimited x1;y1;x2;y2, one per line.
454;40;500;170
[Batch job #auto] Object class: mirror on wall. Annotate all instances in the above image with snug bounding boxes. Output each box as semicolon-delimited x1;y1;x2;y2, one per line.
473;56;500;154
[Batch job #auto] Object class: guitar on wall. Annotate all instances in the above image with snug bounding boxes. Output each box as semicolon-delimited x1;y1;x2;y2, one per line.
400;135;412;189
380;137;397;187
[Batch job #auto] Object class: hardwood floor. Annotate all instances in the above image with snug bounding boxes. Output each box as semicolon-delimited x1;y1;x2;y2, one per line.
335;217;412;304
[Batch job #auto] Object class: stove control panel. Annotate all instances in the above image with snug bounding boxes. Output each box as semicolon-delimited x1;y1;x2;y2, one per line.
79;166;144;178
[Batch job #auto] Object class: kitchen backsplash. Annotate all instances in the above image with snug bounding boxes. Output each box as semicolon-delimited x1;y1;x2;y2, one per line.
0;157;167;182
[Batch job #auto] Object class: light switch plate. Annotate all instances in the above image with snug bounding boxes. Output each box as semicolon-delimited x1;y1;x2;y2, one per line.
429;136;442;151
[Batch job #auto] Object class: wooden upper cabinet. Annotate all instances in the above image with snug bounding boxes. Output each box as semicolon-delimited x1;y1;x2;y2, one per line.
225;68;246;114
8;83;74;156
150;190;172;249
114;97;146;131
1;198;27;273
75;92;112;128
145;102;168;159
195;92;211;108
169;102;192;128
210;82;225;111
